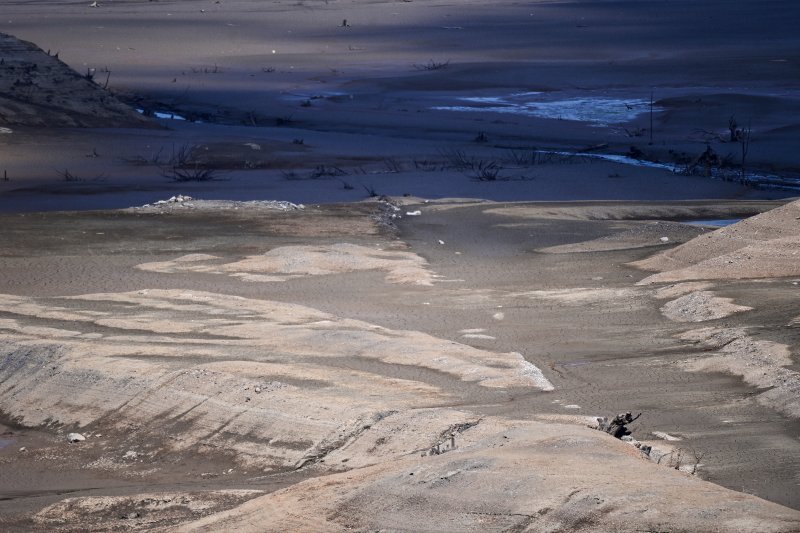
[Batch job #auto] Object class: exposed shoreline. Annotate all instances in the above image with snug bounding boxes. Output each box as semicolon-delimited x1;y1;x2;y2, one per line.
1;0;799;529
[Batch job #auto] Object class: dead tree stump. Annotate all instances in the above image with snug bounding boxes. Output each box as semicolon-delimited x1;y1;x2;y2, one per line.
597;412;641;439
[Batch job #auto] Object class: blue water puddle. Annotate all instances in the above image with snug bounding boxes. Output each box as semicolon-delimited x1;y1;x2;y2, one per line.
136;108;190;121
433;92;659;126
537;150;800;192
0;438;15;449
684;219;743;227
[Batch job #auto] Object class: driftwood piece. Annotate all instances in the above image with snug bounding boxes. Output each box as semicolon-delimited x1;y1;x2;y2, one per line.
597;412;642;439
689;145;721;176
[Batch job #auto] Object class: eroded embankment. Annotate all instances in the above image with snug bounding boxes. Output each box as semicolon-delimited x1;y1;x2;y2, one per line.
0;288;552;473
631;200;800;420
1;200;799;531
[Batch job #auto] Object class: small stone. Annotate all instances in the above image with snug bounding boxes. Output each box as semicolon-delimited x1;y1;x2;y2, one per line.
254;387;262;394
126;512;140;520
660;236;669;242
18;447;26;452
67;433;85;443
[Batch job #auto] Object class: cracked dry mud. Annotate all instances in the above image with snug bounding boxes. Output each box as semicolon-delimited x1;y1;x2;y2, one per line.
0;199;798;531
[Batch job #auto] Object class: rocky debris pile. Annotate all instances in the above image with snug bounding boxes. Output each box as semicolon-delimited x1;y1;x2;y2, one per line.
135;197;304;212
147;194;193;207
660;290;752;322
33;490;263;531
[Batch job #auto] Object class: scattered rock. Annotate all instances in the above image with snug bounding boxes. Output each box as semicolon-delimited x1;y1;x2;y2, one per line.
660;291;752;322
67;433;85;443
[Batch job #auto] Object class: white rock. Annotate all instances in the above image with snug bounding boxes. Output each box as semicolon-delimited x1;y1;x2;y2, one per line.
67;433;85;443
406;210;422;216
438;239;445;245
660;236;669;242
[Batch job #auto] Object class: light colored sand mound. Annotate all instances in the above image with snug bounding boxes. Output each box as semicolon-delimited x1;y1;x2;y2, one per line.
0;32;151;128
635;199;800;283
678;327;800;419
173;415;800;533
0;290;551;471
137;243;436;285
660;291;752;322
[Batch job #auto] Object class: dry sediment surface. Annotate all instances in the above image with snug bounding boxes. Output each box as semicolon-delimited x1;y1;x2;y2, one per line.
1;0;799;528
632;200;800;422
0;200;799;530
